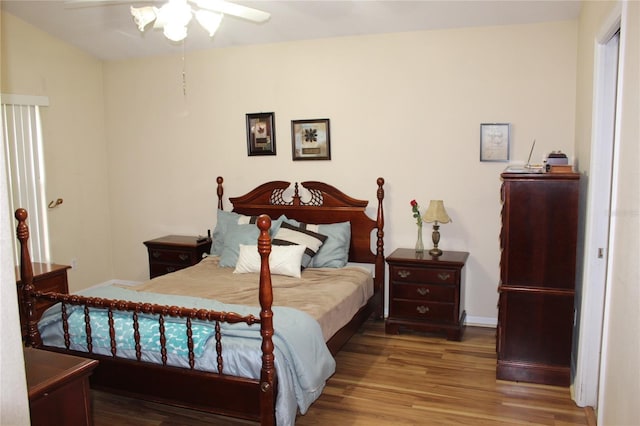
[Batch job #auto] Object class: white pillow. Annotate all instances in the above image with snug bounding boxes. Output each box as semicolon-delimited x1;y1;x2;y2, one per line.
233;244;306;278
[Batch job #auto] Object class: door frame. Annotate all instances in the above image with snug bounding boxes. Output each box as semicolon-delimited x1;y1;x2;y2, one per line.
573;3;622;409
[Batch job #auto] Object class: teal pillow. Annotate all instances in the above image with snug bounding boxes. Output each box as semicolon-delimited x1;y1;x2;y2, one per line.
211;210;255;256
219;224;260;267
310;222;351;268
217;216;286;267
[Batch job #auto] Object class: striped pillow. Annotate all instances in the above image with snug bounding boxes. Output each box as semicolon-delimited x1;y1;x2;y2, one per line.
272;222;328;268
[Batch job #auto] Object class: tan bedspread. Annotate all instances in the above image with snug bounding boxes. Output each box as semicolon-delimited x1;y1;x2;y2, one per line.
125;256;373;341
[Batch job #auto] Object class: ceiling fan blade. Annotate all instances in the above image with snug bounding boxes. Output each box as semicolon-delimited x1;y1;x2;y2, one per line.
64;0;154;8
194;0;270;23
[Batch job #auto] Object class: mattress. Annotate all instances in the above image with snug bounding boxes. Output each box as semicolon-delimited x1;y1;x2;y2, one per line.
124;255;375;341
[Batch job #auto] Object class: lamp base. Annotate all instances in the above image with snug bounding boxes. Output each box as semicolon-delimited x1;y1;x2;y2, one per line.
429;248;443;257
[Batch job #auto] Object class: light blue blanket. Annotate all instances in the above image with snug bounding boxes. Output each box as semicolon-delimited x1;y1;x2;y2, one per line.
38;285;336;425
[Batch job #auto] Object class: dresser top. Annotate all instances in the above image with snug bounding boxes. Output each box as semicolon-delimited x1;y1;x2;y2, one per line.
386;248;469;266
24;348;98;399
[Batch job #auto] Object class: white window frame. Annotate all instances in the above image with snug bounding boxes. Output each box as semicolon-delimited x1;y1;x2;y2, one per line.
1;94;50;265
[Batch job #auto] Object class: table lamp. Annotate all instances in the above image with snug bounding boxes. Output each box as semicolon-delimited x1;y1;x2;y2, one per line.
422;200;451;257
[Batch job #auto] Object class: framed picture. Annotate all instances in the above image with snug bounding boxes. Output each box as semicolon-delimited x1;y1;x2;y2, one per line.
480;123;510;162
246;112;276;156
291;119;331;161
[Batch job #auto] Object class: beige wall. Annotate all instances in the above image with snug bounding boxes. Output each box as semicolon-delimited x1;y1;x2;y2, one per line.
104;21;578;323
0;10;30;425
1;13;113;292
1;10;579;326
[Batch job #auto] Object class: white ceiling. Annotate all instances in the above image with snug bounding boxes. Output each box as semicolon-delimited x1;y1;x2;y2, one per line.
1;0;582;61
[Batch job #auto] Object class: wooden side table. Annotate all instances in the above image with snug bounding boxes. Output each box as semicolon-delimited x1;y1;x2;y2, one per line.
385;248;469;341
16;263;70;341
24;348;98;426
144;235;212;278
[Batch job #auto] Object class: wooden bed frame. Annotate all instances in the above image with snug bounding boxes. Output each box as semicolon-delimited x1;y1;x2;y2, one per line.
16;177;385;425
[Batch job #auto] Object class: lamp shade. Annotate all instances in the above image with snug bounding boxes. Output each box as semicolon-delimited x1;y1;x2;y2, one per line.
422;200;451;224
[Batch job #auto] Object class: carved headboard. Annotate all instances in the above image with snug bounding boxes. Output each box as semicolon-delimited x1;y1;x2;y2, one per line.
216;176;386;318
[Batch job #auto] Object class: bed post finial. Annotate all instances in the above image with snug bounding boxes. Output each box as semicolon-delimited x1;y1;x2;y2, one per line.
216;176;224;210
15;208;40;346
375;178;385;319
256;214;276;425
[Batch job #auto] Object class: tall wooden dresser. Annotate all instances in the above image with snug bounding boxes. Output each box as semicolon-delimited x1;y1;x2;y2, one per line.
497;172;580;386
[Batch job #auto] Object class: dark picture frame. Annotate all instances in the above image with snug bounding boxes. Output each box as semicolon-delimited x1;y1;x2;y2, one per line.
291;119;331;161
246;112;276;156
480;123;510;162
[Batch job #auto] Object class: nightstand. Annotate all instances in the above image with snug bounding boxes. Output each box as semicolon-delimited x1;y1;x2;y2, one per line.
385;248;469;341
24;347;98;426
16;263;71;341
144;235;212;278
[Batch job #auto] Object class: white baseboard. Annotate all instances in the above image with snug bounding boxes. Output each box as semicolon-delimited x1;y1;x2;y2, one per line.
465;315;497;328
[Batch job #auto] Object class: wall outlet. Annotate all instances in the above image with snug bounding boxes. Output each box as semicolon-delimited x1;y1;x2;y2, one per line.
70;258;78;270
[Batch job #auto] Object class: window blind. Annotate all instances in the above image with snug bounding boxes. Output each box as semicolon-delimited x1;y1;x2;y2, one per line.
1;94;50;265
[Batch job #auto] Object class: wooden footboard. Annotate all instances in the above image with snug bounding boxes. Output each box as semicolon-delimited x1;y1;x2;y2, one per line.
16;209;278;425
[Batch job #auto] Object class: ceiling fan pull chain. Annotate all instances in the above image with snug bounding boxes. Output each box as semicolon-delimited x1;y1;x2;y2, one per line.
182;41;187;97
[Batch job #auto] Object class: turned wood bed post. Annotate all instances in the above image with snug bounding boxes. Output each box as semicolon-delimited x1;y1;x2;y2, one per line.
15;208;41;347
216;176;224;210
257;214;276;426
375;177;385;319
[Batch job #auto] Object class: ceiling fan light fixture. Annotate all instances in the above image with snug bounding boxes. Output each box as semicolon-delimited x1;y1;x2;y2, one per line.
195;10;223;37
156;0;193;27
130;6;156;31
163;24;188;42
131;0;263;42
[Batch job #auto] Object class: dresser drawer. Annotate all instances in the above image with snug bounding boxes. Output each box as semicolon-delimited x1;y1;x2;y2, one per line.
390;266;458;284
391;282;455;302
148;248;195;265
390;300;454;322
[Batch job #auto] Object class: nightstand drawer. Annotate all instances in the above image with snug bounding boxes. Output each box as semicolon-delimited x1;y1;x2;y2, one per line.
148;248;195;265
391;300;454;322
144;235;212;279
149;263;186;277
35;273;68;293
391;282;455;302
390;266;458;284
16;263;70;341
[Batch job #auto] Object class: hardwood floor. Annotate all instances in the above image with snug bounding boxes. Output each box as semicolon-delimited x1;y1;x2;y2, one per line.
92;320;591;425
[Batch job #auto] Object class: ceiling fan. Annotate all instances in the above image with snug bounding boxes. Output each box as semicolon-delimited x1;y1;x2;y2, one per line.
67;0;271;42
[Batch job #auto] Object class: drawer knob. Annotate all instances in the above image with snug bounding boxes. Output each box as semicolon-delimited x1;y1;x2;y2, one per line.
152;251;161;258
166;266;176;273
417;287;430;296
416;305;430;314
178;254;189;261
438;272;451;281
398;270;411;278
